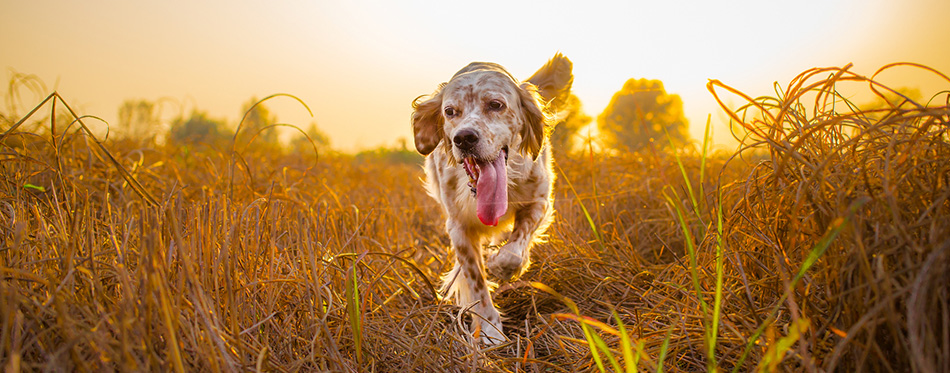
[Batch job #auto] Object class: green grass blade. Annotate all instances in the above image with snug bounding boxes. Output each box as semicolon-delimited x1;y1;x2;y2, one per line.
657;327;674;373
634;339;645;372
662;188;709;315
664;126;704;233
699;114;712;203
706;119;724;371
23;183;46;192
755;317;810;372
556;164;603;248
584;324;616;373
610;308;637;373
708;184;725;372
345;259;363;365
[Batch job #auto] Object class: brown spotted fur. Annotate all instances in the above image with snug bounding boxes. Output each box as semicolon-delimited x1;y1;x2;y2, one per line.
411;54;573;344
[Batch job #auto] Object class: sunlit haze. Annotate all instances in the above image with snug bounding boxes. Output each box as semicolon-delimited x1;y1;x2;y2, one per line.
3;0;949;151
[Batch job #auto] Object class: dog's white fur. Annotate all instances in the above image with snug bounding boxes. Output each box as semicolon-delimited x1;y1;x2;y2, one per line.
411;54;573;344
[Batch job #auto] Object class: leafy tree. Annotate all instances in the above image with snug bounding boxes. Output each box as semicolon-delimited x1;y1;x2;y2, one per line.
290;122;331;155
598;78;690;151
168;110;228;145
237;98;278;147
549;94;591;155
118;99;161;140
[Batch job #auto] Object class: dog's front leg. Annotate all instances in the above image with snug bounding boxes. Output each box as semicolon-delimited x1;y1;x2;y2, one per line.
487;198;552;282
443;222;505;344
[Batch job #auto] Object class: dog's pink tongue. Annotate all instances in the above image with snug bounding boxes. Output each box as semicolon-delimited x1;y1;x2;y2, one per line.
475;152;508;226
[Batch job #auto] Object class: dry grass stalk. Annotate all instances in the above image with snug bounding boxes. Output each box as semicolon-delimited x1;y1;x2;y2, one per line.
1;63;947;371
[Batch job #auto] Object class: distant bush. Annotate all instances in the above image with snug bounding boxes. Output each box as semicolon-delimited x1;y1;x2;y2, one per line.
355;139;423;165
289;122;331;158
117;99;163;140
168;110;230;146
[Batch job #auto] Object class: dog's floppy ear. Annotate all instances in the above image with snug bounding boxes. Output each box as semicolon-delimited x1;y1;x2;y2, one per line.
411;85;445;156
526;52;574;111
518;53;574;159
518;82;547;160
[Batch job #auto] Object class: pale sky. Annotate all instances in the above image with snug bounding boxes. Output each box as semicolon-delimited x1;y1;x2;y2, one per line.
3;0;949;151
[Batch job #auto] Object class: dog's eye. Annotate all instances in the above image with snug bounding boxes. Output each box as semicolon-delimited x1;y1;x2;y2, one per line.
488;100;505;111
444;107;458;117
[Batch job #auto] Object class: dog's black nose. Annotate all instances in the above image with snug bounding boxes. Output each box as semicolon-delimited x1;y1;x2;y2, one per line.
453;129;479;151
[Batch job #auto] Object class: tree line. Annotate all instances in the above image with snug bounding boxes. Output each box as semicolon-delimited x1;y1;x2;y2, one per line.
117;97;330;154
116;78;691;155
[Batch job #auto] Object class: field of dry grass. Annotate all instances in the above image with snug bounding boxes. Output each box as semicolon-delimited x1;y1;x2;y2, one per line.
1;64;948;372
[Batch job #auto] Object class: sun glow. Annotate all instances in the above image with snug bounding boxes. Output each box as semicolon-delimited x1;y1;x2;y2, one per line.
2;0;948;151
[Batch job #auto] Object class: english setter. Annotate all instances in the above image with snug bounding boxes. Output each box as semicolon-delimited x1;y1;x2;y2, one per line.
411;54;573;344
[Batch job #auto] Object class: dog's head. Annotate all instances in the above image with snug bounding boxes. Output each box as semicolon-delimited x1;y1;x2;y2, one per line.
411;54;572;225
411;53;573;161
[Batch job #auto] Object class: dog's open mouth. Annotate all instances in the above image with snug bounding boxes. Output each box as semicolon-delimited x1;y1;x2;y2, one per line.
461;146;509;226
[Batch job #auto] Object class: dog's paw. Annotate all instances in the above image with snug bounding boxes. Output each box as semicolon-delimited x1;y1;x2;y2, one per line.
476;320;506;345
487;248;525;282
